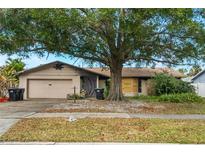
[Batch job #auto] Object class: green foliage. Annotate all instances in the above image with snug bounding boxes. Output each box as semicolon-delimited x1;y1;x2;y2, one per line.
187;64;202;76
104;80;110;97
0;58;25;80
153;74;195;95
1;9;205;67
5;58;25;73
129;95;159;102
178;68;188;75
158;93;204;103
67;94;84;100
131;93;204;103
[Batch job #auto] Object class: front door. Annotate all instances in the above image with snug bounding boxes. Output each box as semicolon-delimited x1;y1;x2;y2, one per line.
81;77;97;96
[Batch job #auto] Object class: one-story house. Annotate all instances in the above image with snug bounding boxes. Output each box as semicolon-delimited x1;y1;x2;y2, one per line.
18;61;183;99
191;70;205;97
88;67;184;96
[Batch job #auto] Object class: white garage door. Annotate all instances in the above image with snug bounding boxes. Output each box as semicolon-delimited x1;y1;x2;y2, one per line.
198;83;205;97
28;79;73;98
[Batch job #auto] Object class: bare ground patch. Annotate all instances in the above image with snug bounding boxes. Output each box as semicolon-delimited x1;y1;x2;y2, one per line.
39;98;205;114
41;99;166;114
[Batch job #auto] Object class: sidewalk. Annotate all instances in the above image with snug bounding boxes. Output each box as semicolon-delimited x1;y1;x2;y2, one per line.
28;112;205;120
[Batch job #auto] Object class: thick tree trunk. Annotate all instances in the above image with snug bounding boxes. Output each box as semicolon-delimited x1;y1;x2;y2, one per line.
107;65;124;101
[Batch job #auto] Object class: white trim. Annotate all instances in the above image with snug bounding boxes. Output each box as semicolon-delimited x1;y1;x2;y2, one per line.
191;70;205;81
96;76;99;88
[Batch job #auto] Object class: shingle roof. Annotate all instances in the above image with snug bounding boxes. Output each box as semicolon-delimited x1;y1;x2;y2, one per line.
17;60;184;78
18;61;108;77
86;67;184;78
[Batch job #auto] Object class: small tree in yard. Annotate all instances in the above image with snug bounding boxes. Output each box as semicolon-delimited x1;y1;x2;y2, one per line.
1;9;205;101
0;58;25;97
0;58;25;80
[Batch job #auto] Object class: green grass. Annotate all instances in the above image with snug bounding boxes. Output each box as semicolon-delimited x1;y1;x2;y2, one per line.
129;93;205;103
1;118;205;143
128;95;159;102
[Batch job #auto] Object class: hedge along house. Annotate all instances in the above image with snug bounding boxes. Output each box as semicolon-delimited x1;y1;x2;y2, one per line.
18;61;108;99
87;67;184;96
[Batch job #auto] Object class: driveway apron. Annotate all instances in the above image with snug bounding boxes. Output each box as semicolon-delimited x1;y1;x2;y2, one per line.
0;99;63;136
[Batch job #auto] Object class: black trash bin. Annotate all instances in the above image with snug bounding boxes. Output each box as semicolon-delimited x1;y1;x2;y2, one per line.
8;88;19;101
8;88;25;101
95;88;104;100
19;88;25;101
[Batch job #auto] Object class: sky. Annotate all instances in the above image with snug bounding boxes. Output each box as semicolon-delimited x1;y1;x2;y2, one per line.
0;53;165;69
0;53;202;71
0;54;86;69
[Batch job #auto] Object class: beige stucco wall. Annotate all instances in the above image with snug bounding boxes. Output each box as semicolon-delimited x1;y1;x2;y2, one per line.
141;79;148;95
99;80;106;89
19;65;83;99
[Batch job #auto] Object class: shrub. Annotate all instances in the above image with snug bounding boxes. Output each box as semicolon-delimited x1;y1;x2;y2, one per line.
67;94;83;100
130;95;159;102
146;80;156;95
153;73;195;95
158;93;204;103
104;80;110;97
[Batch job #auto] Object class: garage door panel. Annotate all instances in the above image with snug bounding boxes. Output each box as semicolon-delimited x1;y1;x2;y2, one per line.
28;79;73;98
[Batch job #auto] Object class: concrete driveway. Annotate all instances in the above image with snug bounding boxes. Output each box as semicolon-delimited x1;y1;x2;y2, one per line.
0;99;66;135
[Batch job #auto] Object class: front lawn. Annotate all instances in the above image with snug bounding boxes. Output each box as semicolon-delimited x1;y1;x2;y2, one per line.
42;99;205;114
1;118;205;143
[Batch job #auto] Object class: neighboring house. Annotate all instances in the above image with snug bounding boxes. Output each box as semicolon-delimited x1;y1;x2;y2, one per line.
191;70;205;97
18;61;183;99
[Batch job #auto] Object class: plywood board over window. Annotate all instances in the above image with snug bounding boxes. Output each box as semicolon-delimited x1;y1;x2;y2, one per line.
122;78;138;96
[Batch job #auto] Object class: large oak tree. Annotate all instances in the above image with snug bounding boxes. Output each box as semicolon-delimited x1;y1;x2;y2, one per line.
1;9;205;101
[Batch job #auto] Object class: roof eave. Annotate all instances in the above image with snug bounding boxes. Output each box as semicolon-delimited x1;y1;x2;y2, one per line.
18;61;108;78
191;70;205;81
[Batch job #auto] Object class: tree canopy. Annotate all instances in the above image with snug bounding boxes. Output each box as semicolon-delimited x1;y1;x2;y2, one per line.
1;9;205;101
187;64;202;76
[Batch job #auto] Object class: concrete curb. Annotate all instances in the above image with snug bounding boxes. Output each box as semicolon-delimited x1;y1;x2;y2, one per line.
0;142;179;145
27;112;131;119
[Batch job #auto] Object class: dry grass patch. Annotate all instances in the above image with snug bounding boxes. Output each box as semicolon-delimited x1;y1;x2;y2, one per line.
1;118;205;143
147;103;205;114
